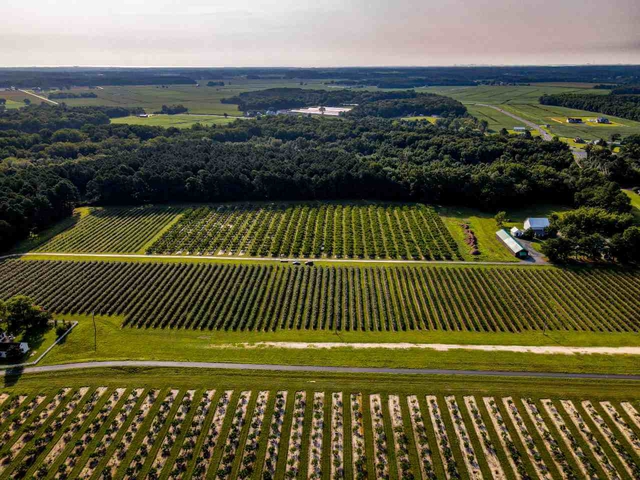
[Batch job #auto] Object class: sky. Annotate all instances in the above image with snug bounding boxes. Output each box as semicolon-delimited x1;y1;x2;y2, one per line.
1;0;639;67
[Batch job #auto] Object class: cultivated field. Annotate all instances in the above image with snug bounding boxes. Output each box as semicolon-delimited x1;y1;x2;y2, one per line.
0;385;638;480
147;203;461;260
34;206;183;254
2;259;639;333
31;203;464;260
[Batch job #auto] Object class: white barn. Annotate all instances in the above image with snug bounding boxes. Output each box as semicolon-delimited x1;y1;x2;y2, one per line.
524;217;550;237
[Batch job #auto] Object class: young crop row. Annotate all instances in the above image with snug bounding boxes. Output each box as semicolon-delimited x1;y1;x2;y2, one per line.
0;387;638;480
146;203;462;260
36;206;182;254
2;258;639;333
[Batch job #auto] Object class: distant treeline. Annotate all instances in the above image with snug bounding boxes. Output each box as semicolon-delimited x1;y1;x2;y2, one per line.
2;103;638;252
540;93;640;122
154;104;188;115
611;85;640;95
2;65;640;88
0;70;196;89
222;88;417;111
221;88;467;118
48;92;98;99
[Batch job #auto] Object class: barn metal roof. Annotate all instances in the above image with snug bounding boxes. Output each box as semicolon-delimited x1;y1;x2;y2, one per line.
524;217;550;229
496;229;526;254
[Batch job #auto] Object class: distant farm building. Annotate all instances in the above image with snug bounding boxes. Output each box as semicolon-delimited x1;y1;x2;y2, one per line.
566;117;582;124
513;127;526;132
595;117;610;124
510;226;523;237
524;217;550;237
574;137;585;144
496;229;528;259
289;106;353;116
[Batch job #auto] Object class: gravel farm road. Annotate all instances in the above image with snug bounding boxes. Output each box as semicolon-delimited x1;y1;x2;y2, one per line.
2;361;639;381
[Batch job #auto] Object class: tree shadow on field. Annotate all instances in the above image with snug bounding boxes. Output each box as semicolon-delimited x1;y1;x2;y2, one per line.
2;366;24;387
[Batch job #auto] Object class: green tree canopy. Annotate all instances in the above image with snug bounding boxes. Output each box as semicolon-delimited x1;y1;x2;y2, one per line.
4;295;52;333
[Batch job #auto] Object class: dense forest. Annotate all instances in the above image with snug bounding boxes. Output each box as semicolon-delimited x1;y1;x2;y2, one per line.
2;65;640;89
539;93;640;122
1;102;637;252
221;88;419;111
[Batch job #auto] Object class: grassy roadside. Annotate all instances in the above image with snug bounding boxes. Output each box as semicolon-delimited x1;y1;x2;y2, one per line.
3;367;639;399
39;315;640;375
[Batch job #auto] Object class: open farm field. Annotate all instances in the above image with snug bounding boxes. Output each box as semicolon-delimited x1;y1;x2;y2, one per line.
147;203;461;260
501;103;640;140
2;258;639;334
465;105;528;133
0;378;638;480
110;114;241;128
422;84;608;105
422;85;640;140
0;90;41;107
53;79;331;115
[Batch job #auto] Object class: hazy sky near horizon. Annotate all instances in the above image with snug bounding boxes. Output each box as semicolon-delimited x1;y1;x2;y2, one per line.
1;0;639;67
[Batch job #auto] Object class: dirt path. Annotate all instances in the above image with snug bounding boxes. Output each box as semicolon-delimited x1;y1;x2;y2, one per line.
1;251;540;266
217;342;640;356
18;89;58;105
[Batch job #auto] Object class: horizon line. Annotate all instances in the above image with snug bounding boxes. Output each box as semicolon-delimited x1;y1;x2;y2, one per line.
1;63;639;69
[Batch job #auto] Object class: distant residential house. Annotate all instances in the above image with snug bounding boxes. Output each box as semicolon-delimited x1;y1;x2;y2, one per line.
574;137;585;144
0;342;29;359
595;117;610;124
566;117;582;124
496;229;528;259
523;217;550;237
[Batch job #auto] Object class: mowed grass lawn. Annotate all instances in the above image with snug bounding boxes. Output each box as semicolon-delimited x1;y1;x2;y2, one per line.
41;314;640;375
111;114;245;128
625;189;640;224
